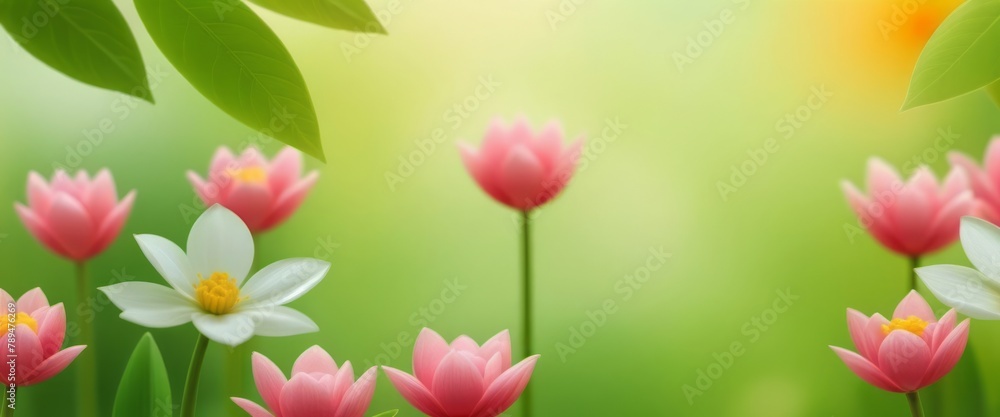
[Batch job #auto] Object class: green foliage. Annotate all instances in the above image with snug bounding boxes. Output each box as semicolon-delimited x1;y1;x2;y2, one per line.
371;410;399;417
248;0;386;33
113;333;172;417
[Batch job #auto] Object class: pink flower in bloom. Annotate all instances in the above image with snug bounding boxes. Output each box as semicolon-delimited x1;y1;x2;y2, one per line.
841;158;973;256
831;291;970;392
15;169;135;261
1;288;86;386
458;117;583;211
949;136;1000;224
232;346;376;417
383;328;540;417
188;146;319;233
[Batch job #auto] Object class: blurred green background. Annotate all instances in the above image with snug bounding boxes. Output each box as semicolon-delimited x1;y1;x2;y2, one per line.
2;0;999;415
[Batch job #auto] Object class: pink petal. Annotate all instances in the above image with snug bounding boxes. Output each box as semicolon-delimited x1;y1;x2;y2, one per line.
36;303;65;357
231;398;275;417
15;204;70;258
451;335;480;353
482;353;503;388
985;137;1000;183
830;346;903;392
220;182;273;232
334;367;377;417
458;142;510;208
187;171;218;206
922;319;970;386
847;309;876;362
939;167;970;202
17;288;49;314
50;170;83;201
47;192;97;260
923;191;973;253
252;352;288;413
258;171;317;232
0;290;12;311
931;310;958;351
293;345;339;377
866;158;904;198
529;121;564;173
841;181;908;254
14;325;43;385
507;116;533;146
26;172;54;214
414;328;452;387
479;330;512;370
90;190;135;258
878;331;932;392
240;147;267;167
907;167;940;205
328;361;355;413
890;186;932;254
950;151;1000;213
210;147;238;178
498;144;546;210
432;351;485;416
478;118;515;172
86;169;119;223
893;291;936;322
20;345;85;387
471;355;539;417
268;147;303;192
279;374;337;417
382;366;449;417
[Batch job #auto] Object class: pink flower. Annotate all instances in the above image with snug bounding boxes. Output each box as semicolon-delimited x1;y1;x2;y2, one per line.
831;291;970;393
15;169;135;261
383;328;540;417
188;146;318;233
841;158;973;256
1;288;86;386
458;117;583;211
949;136;1000;224
232;346;376;417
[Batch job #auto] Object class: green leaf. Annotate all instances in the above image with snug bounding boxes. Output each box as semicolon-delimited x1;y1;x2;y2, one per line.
371;410;399;417
986;78;1000;107
248;0;386;34
0;0;152;101
903;0;1000;110
134;0;326;161
922;345;986;417
113;333;172;417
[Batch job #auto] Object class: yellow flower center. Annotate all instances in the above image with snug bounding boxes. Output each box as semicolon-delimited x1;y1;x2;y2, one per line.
14;312;37;333
226;166;268;184
881;315;929;336
195;272;242;315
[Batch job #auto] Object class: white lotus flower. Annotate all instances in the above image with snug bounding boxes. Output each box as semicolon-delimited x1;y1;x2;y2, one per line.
100;204;329;346
916;216;1000;319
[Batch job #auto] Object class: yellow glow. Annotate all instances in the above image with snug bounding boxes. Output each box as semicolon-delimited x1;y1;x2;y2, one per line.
881;315;929;336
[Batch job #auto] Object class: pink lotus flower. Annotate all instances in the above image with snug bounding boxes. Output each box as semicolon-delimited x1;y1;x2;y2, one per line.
841;158;973;256
949;136;1000;224
383;328;540;417
231;346;376;417
459;117;583;211
1;288;86;386
188;146;318;233
15;169;135;261
831;290;970;392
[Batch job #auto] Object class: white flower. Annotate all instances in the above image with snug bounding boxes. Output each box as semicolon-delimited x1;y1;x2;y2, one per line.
100;204;329;346
916;216;1000;319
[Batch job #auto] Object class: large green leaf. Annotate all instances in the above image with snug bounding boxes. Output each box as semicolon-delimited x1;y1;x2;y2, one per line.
113;333;172;417
922;345;986;417
0;0;151;101
134;0;325;161
371;410;398;417
248;0;386;34
903;0;1000;110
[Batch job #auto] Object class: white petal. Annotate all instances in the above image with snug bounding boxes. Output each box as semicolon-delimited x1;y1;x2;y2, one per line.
99;282;199;327
240;258;330;309
135;234;197;298
251;306;319;337
187;205;255;284
916;264;1000;319
960;217;1000;280
192;311;256;347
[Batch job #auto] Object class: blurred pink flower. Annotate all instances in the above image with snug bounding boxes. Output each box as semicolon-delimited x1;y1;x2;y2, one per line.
459;117;582;211
383;328;539;417
232;346;376;417
1;287;86;386
188;146;318;233
15;169;135;261
831;290;969;393
841;158;973;256
949;137;1000;225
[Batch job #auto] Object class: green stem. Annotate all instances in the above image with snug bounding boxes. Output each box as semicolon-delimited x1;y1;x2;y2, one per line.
227;234;260;416
906;391;925;417
909;257;920;293
74;262;98;417
520;210;533;417
181;334;210;417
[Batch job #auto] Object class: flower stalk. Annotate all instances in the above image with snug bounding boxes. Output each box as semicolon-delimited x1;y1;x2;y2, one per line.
181;334;210;417
520;210;533;417
75;262;98;417
906;391;924;417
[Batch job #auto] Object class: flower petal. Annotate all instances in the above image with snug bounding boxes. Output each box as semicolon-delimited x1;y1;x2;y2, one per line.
382;366;448;417
414;328;452;387
258;171;318;232
20;345;85;386
89;190;135;257
222;182;273;232
86;168;119;223
36;303;65;357
279;373;337;417
878;331;931;392
192;311;256;347
334;367;377;417
252;352;287;413
893;290;936;322
135;234;197;298
47;192;96;259
17;287;49;314
99;282;199;327
268;147;303;192
26;171;54;214
250;306;319;337
830;346;903;392
231;398;274;417
479;330;511;369
293;345;338;376
15;204;69;258
187;204;254;284
240;258;330;309
432;351;485;416
960;216;1000;279
922;319;970;386
498;144;545;209
471;355;539;417
916;264;1000;319
847;309;876;362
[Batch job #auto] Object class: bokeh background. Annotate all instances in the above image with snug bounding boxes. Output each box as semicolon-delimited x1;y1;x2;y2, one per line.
1;0;998;415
